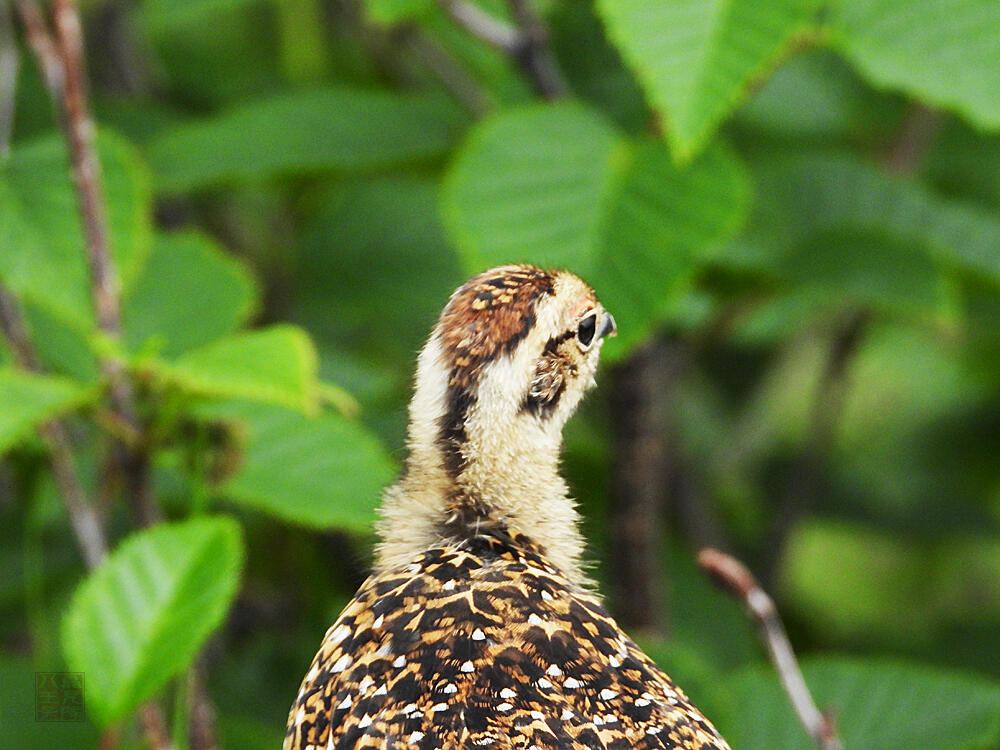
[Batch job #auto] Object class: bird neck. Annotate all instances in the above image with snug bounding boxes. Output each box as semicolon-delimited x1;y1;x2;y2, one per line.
374;339;588;587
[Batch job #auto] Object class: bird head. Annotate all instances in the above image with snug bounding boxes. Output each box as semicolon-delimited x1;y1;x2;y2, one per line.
379;265;615;583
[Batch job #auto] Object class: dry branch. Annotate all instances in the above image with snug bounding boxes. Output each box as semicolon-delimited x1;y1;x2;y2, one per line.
699;548;842;750
0;286;107;569
16;0;158;525
437;0;565;99
12;2;175;745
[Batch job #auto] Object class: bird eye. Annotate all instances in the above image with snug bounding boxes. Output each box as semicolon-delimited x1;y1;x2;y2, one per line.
577;314;597;349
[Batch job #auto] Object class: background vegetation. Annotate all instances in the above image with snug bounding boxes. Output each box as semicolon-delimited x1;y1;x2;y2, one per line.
2;0;1000;748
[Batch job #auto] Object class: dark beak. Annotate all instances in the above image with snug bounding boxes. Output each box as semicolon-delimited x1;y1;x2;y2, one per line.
599;312;617;339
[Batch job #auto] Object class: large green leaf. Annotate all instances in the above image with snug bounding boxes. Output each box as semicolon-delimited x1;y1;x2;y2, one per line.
148;88;467;192
0;369;93;455
595;0;821;161
719;657;1000;750
150;326;319;412
123;231;258;356
0;130;153;329
61;516;244;724
596;139;749;354
442;102;749;356
830;0;1000;132
443;101;624;269
206;401;397;531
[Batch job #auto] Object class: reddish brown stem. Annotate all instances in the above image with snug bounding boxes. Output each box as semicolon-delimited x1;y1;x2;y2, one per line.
699;548;842;750
14;3;174;746
15;0;64;95
17;0;157;526
0;286;107;569
51;0;120;336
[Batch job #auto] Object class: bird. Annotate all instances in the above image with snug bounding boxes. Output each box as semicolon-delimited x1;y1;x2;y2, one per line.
283;264;731;750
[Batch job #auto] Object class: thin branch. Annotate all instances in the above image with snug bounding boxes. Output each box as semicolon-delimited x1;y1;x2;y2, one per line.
437;0;566;99
188;659;219;750
15;0;63;96
13;4;175;746
504;0;565;99
51;0;120;337
698;548;842;750
0;286;173;747
0;286;107;569
0;0;19;156
16;0;158;526
401;27;491;116
139;702;174;750
436;0;519;52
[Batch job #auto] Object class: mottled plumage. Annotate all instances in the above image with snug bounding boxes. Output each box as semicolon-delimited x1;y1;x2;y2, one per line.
284;266;730;749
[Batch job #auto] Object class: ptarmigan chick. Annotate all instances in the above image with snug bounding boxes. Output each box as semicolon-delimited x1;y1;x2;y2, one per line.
284;265;730;750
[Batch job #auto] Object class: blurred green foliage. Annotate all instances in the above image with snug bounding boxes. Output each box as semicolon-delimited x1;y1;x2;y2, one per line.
2;0;1000;748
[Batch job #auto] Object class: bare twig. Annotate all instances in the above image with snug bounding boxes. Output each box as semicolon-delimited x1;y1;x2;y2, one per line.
0;0;19;155
436;0;519;52
52;0;120;338
504;0;565;99
437;0;565;99
139;702;174;750
16;0;158;526
0;286;107;569
188;659;219;750
0;286;172;747
13;4;176;746
401;27;490;115
698;548;842;750
15;0;63;95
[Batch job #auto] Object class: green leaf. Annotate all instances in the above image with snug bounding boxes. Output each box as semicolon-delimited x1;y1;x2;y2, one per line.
595;0;821;161
720;657;1000;750
0;368;92;455
123;231;258;356
61;516;244;725
22;300;100;382
148;88;468;192
830;0;1000;132
442;102;749;356
151;326;319;412
0;130;153;329
442;101;624;268
208;401;397;530
596;139;749;354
